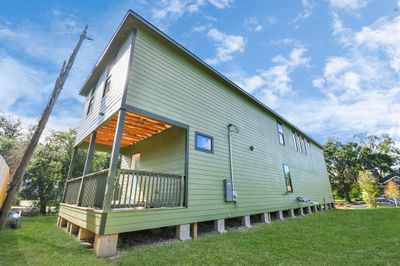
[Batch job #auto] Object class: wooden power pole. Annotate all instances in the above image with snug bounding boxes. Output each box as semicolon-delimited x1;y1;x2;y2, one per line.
0;25;91;229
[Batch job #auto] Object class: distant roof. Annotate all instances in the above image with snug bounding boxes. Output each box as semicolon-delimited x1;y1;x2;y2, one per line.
381;173;400;184
78;10;323;149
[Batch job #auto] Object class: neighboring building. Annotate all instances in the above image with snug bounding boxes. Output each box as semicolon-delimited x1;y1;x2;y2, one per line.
58;10;334;257
381;173;400;186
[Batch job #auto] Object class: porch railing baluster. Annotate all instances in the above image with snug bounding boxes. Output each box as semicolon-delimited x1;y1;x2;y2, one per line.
63;169;185;210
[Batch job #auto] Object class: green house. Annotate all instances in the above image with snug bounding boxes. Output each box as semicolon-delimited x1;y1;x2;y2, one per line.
58;10;334;257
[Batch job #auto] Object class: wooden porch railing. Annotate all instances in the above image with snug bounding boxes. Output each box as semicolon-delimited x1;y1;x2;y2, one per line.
63;169;108;208
112;169;185;209
63;169;185;210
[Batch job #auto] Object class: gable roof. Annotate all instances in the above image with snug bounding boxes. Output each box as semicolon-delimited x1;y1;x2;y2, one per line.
381;173;400;184
78;10;323;149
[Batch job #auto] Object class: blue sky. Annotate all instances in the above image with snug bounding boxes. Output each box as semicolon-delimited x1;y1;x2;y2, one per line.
1;0;400;144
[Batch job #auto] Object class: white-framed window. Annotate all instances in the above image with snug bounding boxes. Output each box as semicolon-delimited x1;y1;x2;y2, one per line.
283;164;293;193
277;121;285;145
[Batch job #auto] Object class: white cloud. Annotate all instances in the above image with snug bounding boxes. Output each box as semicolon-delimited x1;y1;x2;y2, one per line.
355;16;400;72
0;53;52;111
244;17;263;32
207;0;233;8
293;0;313;22
270;38;304;46
284;87;400;141
234;47;309;108
304;15;400;142
152;0;233;28
328;0;368;10
205;28;246;65
331;13;353;46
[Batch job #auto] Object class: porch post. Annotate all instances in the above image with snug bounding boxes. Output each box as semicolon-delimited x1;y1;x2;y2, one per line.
102;109;126;210
83;131;97;175
62;146;78;202
67;147;78;179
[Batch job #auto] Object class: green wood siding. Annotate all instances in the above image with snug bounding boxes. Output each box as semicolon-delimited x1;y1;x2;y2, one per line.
120;127;185;175
99;27;333;234
75;34;132;145
59;204;104;234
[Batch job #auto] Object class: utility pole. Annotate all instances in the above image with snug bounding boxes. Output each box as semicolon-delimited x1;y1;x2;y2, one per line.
0;25;92;229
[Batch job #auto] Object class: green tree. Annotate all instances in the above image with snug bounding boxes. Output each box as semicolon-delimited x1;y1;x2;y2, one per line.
20;129;110;214
0;115;21;139
356;134;400;181
324;140;361;202
358;171;379;208
0;115;25;172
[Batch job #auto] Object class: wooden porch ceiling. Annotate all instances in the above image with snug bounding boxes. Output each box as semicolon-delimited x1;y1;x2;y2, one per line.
85;111;172;148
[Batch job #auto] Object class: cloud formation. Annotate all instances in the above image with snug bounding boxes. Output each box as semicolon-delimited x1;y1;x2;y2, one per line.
305;14;400;140
328;0;368;10
205;28;246;65
152;0;233;28
236;47;309;108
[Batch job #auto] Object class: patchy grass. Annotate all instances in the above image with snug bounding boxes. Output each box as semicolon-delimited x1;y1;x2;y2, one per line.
1;209;400;265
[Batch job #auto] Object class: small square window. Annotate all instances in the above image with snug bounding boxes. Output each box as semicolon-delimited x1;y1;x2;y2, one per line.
195;132;213;153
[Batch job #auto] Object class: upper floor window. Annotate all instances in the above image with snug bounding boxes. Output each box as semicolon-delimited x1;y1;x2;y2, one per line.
292;130;309;155
86;96;94;116
276;121;285;145
283;164;293;193
102;76;111;97
292;131;298;151
195;132;213;153
86;88;95;116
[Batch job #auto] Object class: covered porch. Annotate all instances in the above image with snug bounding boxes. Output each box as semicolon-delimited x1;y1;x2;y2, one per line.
62;108;188;211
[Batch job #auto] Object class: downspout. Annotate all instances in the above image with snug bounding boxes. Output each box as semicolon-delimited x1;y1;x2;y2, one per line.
228;124;239;201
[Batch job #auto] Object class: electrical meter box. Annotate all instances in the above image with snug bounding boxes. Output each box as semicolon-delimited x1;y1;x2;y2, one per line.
224;179;237;202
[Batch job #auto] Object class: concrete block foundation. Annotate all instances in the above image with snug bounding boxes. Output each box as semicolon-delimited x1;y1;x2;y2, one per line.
277;210;284;220
241;215;251;228
261;212;271;224
214;219;226;234
176;224;191;241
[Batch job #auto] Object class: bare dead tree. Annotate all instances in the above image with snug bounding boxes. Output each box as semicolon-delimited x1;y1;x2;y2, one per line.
0;25;92;229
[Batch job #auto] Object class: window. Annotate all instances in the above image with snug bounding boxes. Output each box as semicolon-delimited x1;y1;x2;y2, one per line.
307;140;311;155
195;132;213;153
86;88;95;116
276;121;285;145
301;137;307;155
102;76;111;97
86;96;94;115
283;164;293;193
297;133;303;153
292;131;298;151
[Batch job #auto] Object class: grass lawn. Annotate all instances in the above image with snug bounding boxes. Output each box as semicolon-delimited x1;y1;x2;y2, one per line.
1;208;400;265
